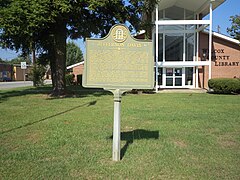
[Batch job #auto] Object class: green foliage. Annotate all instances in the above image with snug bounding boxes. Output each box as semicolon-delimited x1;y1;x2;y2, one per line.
7;55;31;65
0;0;142;52
65;73;75;86
227;14;240;41
0;57;5;63
208;78;240;94
129;0;158;38
77;74;82;86
66;42;83;66
29;64;46;86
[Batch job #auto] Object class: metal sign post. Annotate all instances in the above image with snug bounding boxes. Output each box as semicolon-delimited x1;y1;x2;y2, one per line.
113;89;121;161
108;89;126;161
23;69;26;82
21;62;27;82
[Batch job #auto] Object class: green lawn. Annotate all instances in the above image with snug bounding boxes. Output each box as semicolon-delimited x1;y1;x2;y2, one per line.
0;86;240;179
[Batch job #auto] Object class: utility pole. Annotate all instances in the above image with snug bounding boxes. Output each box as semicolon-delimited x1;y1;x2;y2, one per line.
217;25;221;33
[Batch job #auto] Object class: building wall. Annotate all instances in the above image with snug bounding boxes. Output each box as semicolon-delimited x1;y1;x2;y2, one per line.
72;64;84;81
199;33;240;88
0;63;13;81
14;66;32;81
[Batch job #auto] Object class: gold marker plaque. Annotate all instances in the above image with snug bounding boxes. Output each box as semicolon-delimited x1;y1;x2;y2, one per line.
83;24;154;89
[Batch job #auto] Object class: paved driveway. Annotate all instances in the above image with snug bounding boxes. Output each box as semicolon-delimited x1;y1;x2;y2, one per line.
0;80;52;90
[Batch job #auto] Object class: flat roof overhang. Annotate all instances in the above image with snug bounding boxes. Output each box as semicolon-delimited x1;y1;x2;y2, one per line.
157;0;226;17
157;61;210;67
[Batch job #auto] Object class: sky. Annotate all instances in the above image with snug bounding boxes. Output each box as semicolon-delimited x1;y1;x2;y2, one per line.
0;0;239;61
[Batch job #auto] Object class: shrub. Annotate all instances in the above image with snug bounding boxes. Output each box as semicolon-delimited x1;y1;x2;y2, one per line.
208;78;240;94
77;74;82;86
65;74;75;85
29;64;46;86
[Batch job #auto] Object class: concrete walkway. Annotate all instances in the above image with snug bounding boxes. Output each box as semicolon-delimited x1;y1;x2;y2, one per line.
157;88;207;93
0;80;52;90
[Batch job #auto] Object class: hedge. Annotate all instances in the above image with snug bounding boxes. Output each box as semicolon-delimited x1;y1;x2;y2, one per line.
77;74;82;86
65;74;75;85
208;78;240;94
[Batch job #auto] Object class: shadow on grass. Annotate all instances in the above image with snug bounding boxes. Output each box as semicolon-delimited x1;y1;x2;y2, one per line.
1;100;97;135
109;129;159;160
0;85;111;102
0;86;52;103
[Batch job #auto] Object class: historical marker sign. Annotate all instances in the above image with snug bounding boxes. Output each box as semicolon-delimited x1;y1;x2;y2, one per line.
83;24;154;89
83;24;153;161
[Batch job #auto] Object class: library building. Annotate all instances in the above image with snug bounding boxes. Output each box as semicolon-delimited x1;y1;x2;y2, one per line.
152;0;240;90
67;0;240;90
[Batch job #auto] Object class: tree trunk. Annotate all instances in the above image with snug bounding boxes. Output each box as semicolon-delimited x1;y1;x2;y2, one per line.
49;20;67;96
32;46;37;87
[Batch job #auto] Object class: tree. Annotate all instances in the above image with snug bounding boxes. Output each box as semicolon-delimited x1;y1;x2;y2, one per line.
131;0;157;39
0;57;5;63
7;55;31;65
0;0;157;96
66;42;83;67
227;15;240;41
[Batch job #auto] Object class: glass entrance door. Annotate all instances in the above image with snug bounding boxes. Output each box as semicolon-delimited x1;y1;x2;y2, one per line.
166;68;182;87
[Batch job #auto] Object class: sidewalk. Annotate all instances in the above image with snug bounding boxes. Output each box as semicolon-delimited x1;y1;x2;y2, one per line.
157;88;207;93
0;80;52;90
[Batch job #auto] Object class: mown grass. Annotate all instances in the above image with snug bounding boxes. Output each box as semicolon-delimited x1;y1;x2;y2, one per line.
0;86;240;179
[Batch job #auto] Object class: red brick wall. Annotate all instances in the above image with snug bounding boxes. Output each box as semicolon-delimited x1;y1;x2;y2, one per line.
199;33;240;88
72;64;84;81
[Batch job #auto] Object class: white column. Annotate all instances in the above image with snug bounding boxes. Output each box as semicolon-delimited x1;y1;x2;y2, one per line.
195;67;199;88
208;1;213;80
155;4;159;92
196;13;199;88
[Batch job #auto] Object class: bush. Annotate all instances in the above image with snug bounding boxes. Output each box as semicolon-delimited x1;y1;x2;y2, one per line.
65;74;75;86
77;74;82;86
29;64;46;86
208;78;240;94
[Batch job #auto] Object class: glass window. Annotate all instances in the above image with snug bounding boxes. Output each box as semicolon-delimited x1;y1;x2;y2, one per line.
165;6;184;20
158;9;163;20
175;78;182;86
166;78;173;86
158;68;163;85
185;33;194;61
185;24;196;30
185;9;195;20
175;68;182;76
185;67;193;85
158;33;163;62
164;25;184;31
175;68;182;86
166;68;173;76
165;33;183;61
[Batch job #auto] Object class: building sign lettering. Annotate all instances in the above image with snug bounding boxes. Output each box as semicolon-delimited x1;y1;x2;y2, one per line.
202;48;239;66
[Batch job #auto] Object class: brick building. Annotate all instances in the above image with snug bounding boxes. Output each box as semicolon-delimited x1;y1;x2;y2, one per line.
68;0;240;90
199;31;240;88
66;61;84;82
153;0;239;90
0;63;13;81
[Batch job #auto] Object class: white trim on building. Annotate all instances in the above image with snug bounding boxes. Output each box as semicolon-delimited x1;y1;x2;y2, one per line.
66;61;84;70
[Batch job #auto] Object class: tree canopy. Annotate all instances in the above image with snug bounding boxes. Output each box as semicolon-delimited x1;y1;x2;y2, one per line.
66;42;83;67
227;14;240;41
0;0;157;96
0;55;31;65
